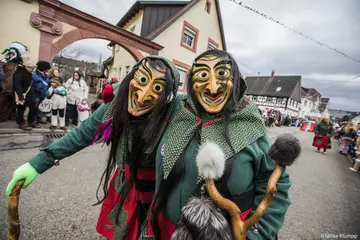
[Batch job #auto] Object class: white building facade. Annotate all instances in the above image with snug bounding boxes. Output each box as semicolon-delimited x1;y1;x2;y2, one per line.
106;0;226;93
299;87;322;118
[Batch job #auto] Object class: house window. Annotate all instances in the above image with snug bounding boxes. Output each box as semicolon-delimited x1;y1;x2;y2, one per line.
173;59;191;91
208;42;217;50
177;68;187;88
114;68;117;78
205;0;211;14
125;65;130;75
130;25;136;33
181;21;199;53
208;38;219;50
183;28;196;47
118;67;122;79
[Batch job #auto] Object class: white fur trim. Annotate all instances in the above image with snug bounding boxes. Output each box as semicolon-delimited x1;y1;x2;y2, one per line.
196;141;226;180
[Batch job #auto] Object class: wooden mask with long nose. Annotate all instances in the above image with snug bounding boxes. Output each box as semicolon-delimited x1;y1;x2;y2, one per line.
192;56;234;113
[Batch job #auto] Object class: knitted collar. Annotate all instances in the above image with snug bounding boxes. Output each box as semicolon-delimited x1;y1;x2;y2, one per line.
100;56;180;168
162;94;268;184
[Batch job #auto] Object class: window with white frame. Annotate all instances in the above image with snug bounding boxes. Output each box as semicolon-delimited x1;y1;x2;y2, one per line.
182;27;196;48
177;68;187;88
125;65;130;75
208;41;217;50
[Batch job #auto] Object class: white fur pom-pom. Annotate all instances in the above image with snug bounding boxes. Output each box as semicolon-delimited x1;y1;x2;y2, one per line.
196;141;226;180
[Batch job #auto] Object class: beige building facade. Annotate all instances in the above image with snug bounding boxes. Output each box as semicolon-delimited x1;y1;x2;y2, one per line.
0;0;41;62
1;0;162;66
107;0;226;93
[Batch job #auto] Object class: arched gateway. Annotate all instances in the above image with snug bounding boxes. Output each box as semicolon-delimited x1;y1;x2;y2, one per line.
24;0;163;62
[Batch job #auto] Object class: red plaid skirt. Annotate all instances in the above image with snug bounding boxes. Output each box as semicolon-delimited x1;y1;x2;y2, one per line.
312;134;329;149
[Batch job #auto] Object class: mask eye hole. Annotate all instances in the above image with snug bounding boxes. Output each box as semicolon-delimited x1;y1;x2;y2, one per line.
136;76;148;86
153;83;164;94
215;68;230;79
140;77;147;83
195;70;210;81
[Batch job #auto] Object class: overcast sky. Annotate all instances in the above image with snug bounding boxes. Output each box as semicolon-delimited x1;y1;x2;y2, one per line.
61;0;360;112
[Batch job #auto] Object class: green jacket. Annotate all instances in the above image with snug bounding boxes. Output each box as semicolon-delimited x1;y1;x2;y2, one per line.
315;123;332;135
29;98;291;240
29;102;108;173
156;128;291;240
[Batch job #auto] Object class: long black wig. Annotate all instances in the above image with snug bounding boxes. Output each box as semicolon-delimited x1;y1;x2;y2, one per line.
151;49;247;239
94;58;175;215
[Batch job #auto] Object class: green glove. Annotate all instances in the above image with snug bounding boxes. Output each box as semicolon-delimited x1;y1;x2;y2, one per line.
6;163;39;196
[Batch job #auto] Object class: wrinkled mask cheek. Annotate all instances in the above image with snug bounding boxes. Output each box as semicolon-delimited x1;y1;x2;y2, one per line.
192;79;233;114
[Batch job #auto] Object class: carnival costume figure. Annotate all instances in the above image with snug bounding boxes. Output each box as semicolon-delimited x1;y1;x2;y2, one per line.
6;56;180;240
0;41;29;123
312;118;332;154
145;50;292;240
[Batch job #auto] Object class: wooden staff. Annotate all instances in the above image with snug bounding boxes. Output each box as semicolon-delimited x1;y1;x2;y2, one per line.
199;134;301;240
8;179;25;240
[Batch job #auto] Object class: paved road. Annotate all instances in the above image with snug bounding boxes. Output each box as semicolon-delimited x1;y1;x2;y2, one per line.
0;127;359;240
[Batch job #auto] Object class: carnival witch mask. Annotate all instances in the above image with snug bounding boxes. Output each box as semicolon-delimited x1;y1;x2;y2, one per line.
128;60;168;117
191;56;234;113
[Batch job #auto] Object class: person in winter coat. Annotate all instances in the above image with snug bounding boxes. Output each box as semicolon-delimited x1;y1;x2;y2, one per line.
350;130;360;173
32;61;51;126
64;71;88;126
0;42;28;122
339;122;356;155
77;98;91;123
102;77;118;103
48;76;67;131
5;56;180;240
13;57;37;130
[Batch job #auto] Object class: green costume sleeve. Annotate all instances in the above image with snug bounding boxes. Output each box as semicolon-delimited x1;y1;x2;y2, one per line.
28;103;108;174
247;135;292;240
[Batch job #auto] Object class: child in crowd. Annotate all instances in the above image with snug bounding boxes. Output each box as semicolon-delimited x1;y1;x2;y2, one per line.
77;98;90;124
339;122;356;156
91;100;102;113
47;75;67;131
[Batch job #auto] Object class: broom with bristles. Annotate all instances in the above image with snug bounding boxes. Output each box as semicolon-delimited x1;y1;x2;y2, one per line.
173;134;301;240
8;180;25;240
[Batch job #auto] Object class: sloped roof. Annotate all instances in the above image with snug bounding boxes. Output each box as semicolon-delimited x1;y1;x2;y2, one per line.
117;0;227;50
321;97;330;103
145;0;227;50
301;87;321;100
117;1;190;28
245;75;302;102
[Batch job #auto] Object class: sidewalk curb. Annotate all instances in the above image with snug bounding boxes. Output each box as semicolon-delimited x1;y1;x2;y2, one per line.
0;128;68;135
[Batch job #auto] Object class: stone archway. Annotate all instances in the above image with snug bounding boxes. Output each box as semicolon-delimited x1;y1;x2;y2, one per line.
49;29;145;62
27;0;163;62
